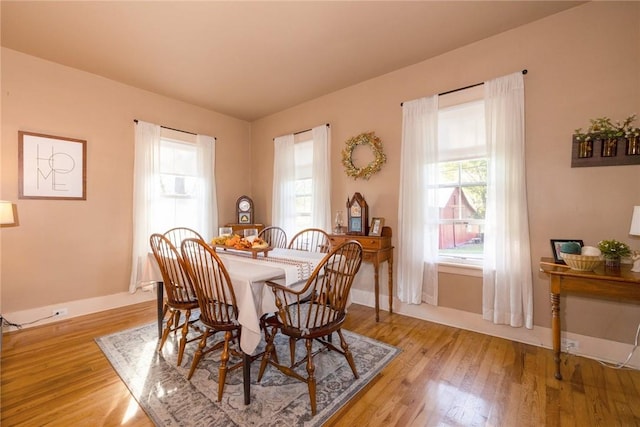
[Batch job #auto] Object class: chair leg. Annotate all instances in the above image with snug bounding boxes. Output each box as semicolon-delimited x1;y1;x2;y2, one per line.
173;309;181;334
289;337;297;366
337;329;359;379
157;309;176;352
177;309;191;366
217;330;232;402
187;328;209;380
305;339;317;415
258;323;279;381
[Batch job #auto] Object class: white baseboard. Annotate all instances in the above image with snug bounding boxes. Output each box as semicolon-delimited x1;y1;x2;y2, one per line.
350;288;640;370
1;286;157;333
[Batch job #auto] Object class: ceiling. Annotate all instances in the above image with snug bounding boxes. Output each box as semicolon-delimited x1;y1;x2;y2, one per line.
1;1;584;121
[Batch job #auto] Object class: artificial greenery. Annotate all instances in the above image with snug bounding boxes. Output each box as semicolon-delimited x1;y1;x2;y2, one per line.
598;239;631;259
575;114;639;142
342;131;386;180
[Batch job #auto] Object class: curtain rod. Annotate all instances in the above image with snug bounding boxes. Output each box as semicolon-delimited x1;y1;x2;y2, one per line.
273;123;330;140
400;69;528;106
294;123;330;136
133;119;198;136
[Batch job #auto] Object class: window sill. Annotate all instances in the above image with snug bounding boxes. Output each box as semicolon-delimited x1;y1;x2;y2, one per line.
437;261;483;278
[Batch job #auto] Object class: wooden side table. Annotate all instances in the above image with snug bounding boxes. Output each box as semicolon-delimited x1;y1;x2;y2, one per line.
329;226;394;321
539;257;640;380
226;223;265;236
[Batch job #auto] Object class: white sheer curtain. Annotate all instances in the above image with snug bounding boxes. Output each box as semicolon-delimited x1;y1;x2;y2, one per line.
310;124;331;231
482;72;533;329
195;134;217;240
129;120;161;293
398;96;439;305
272;134;296;238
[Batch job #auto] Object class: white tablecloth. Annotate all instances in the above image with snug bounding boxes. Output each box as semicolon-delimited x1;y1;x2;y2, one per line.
144;248;325;354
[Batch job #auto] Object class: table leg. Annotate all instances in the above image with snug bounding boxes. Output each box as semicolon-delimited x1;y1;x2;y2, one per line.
388;252;394;314
156;281;164;339
550;291;562;380
243;352;251;404
373;259;380;322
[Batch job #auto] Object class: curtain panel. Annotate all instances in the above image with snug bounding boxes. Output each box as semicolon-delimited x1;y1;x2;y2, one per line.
272;134;296;238
311;124;331;232
482;72;533;329
129;120;162;293
398;96;439;305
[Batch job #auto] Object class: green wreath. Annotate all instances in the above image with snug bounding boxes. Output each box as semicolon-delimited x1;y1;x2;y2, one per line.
341;132;386;180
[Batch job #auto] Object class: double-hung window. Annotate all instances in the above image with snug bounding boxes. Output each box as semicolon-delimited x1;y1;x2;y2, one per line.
156;135;200;232
294;138;313;230
437;93;487;264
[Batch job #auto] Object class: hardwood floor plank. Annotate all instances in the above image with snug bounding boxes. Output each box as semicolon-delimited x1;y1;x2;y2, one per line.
3;301;640;426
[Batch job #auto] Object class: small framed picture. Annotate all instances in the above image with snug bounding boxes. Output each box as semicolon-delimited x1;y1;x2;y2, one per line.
369;217;384;236
550;239;584;264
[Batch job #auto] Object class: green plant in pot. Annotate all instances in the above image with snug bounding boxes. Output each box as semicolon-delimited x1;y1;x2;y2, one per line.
598;239;631;269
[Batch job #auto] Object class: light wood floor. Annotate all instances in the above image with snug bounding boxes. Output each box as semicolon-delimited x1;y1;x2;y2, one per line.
2;301;640;426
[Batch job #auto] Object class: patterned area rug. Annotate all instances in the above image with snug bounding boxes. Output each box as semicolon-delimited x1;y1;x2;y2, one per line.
96;322;399;426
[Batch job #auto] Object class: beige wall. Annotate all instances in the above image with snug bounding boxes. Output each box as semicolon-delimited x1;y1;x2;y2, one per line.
1;48;252;313
251;2;640;343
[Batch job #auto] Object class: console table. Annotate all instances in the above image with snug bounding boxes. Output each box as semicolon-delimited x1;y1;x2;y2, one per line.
329;226;394;321
539;257;640;380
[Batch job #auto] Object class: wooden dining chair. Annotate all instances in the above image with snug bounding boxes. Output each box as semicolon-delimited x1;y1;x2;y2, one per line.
180;237;244;402
163;227;204;247
258;226;288;249
257;240;363;415
149;233;201;366
288;228;331;253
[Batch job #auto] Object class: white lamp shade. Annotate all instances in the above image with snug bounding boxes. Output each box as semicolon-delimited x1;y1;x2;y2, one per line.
0;201;15;225
630;206;640;236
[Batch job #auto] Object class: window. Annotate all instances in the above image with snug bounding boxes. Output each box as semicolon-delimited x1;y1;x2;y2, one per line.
131;121;216;292
156;137;200;232
294;138;313;230
437;97;486;263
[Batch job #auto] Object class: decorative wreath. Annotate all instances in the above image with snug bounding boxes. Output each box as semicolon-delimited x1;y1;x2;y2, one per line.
341;131;386;180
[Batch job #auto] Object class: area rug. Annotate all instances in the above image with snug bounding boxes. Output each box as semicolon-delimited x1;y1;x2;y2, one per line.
96;322;400;426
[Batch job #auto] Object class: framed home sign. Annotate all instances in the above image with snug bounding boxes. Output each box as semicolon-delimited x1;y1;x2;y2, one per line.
19;131;87;200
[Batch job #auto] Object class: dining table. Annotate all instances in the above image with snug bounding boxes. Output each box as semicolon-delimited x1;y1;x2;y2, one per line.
144;246;327;404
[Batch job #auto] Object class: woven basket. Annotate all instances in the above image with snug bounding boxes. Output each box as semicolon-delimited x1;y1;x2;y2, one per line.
560;253;602;271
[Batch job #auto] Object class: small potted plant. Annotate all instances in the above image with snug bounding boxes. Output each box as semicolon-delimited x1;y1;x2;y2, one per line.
574;114;638;158
622;114;640;155
597;239;631;269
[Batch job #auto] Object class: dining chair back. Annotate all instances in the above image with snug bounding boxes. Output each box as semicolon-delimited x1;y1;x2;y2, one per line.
149;233;200;366
163;227;204;247
288;228;331;253
258;226;288;249
180;237;243;401
258;240;363;415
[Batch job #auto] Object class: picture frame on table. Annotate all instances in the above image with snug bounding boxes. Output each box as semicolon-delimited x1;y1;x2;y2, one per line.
369;217;384;236
18;131;87;200
550;239;584;264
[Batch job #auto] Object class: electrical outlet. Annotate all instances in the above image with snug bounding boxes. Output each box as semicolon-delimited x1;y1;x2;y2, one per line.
561;338;579;350
52;308;68;316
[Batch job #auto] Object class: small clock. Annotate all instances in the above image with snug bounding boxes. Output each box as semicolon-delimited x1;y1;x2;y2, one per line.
236;195;254;224
346;192;368;235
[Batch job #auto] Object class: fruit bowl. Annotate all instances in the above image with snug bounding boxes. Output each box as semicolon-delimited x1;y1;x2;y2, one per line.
560;253;602;271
